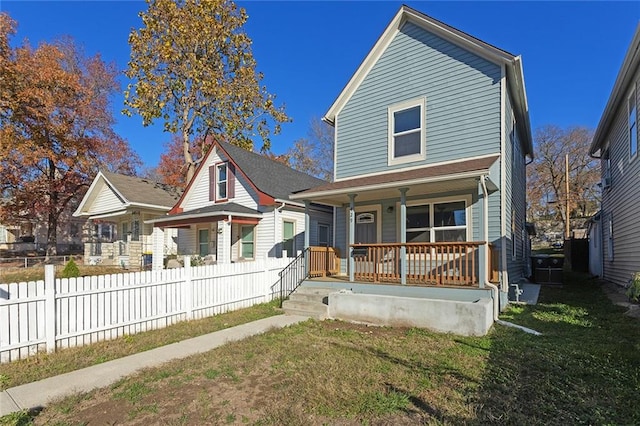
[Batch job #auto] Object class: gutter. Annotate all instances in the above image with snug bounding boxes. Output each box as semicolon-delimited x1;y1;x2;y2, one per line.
482;175;541;334
481;175;500;321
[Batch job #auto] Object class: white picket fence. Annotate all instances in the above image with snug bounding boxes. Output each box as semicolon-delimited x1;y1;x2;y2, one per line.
0;256;293;363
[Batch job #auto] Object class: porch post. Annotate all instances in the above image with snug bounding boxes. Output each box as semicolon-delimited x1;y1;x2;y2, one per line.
399;188;408;285
478;179;487;288
151;226;164;270
304;200;311;277
304;200;310;249
218;217;232;264
348;194;356;282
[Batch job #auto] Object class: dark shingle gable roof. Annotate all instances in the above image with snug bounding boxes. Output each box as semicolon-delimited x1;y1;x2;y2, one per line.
102;171;183;208
217;141;327;200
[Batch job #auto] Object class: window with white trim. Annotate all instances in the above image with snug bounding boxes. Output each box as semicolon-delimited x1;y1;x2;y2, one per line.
216;163;228;200
240;225;255;259
406;201;467;243
629;87;637;159
282;220;295;257
388;98;425;165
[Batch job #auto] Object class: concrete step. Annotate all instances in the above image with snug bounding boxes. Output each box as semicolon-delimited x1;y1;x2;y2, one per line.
293;286;336;296
282;299;329;320
289;292;329;304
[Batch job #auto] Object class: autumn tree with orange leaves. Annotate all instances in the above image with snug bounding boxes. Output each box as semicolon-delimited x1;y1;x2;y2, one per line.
124;0;290;184
0;13;141;256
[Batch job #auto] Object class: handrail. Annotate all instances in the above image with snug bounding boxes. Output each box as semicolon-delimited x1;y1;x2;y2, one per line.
350;241;484;285
273;247;309;306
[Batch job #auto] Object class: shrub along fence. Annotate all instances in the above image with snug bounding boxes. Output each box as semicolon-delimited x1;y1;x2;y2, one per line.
0;256;291;363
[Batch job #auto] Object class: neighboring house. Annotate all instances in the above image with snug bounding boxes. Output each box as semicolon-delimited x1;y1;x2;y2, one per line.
289;5;533;325
146;140;333;269
73;171;182;269
588;24;640;287
0;199;86;256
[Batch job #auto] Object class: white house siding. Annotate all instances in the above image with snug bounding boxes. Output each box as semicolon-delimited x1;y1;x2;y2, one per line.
181;147;259;212
600;69;640;286
178;227;197;256
89;182;125;215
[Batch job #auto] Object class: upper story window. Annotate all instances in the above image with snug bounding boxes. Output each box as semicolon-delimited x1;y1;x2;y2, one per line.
629;87;637;159
388;98;426;165
210;161;234;202
217;163;228;200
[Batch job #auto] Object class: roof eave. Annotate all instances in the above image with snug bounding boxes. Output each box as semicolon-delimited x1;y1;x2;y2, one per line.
145;210;263;225
590;24;640;156
290;168;490;202
73;171;107;217
506;56;534;158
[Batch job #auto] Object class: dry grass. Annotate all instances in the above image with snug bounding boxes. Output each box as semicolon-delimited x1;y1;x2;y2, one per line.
0;264;126;284
0;300;282;391
3;273;640;425
34;320;489;425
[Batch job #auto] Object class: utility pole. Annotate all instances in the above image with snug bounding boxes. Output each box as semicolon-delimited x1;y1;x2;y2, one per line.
565;154;570;239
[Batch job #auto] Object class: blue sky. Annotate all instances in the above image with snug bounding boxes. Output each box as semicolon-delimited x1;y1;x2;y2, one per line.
2;1;639;168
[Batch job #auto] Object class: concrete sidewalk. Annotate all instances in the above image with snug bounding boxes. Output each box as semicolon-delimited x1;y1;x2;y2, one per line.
0;314;309;418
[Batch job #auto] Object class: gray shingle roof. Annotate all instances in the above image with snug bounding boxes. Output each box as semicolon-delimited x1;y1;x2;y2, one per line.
217;141;327;200
166;202;260;219
102;171;183;208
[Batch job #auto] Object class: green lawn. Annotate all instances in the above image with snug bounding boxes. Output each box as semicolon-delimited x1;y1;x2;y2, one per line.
3;273;639;425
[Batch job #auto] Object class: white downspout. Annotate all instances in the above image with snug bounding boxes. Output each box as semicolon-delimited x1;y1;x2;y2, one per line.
481;175;499;321
274;202;285;257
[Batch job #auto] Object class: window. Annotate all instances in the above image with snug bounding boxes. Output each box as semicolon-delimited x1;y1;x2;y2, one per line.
217;163;228;200
131;219;140;242
283;220;295;257
121;222;129;240
629;87;637;159
69;223;79;238
318;223;330;247
405;200;467;243
602;149;612;189
388;98;425;165
198;228;209;257
607;218;614;261
240;225;255;259
0;225;6;243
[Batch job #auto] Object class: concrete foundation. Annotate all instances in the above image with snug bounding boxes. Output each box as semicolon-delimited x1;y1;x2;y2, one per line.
328;291;494;336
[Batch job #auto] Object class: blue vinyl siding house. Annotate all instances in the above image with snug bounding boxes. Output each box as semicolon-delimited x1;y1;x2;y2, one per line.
290;6;533;329
588;24;640;287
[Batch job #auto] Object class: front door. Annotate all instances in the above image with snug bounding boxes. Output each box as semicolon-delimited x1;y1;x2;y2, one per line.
355;211;377;244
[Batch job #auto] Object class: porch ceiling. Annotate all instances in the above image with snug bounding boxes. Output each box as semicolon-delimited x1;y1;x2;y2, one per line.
290;155;499;206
